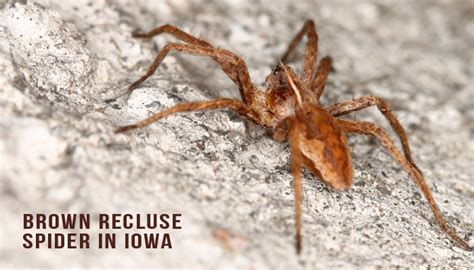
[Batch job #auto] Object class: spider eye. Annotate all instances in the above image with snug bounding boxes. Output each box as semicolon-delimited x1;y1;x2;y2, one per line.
272;66;281;75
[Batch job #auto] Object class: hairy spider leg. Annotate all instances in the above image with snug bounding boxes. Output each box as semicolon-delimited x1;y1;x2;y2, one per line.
115;98;259;133
328;96;422;174
338;119;472;251
280;20;318;83
312;56;332;100
289;117;304;254
132;24;213;47
130;26;257;105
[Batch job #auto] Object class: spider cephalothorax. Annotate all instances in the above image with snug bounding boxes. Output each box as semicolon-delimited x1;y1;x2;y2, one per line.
116;20;472;253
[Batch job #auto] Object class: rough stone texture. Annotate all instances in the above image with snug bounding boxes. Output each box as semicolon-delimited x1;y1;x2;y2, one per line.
1;0;473;269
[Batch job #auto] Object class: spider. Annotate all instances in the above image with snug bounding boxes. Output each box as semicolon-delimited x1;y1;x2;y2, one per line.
115;20;472;253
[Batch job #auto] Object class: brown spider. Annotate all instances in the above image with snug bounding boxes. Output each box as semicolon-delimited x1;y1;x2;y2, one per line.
116;20;472;253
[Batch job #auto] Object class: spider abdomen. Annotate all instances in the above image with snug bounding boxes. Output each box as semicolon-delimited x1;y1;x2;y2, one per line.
292;104;353;190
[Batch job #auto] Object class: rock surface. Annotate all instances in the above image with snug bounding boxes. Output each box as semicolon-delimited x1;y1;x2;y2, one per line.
1;0;473;269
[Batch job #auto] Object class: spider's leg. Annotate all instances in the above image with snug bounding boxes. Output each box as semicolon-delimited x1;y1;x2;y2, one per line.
132;24;212;47
271;117;290;142
131;25;259;105
280;20;318;83
288;118;304;254
311;56;332;100
128;43;202;91
116;98;260;133
129;42;258;106
338;119;472;251
327;96;421;174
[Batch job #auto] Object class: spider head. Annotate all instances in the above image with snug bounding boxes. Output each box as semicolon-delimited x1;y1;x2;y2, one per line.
266;63;315;105
266;63;318;122
265;63;294;92
265;64;300;121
